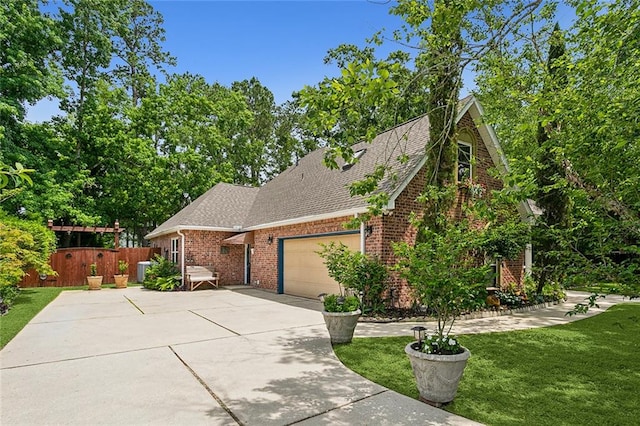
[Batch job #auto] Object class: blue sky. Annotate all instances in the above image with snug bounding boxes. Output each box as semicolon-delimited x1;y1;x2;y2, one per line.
27;0;407;122
153;1;405;103
26;0;576;122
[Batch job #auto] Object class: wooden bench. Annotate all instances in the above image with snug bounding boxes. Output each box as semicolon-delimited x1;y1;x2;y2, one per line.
185;266;219;291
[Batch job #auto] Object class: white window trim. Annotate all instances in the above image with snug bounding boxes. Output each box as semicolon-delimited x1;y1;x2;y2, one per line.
170;237;179;264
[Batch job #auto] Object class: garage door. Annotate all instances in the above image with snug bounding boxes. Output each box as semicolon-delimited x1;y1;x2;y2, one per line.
283;233;360;299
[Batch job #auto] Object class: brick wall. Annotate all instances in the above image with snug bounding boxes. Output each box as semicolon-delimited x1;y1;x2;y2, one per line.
148;112;526;299
150;230;245;285
251;216;356;292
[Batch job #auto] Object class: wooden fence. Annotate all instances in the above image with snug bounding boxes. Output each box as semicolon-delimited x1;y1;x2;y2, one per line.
20;247;160;287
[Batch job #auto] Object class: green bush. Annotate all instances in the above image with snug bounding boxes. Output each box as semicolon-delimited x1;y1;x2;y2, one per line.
0;211;55;312
143;255;181;291
317;242;388;313
322;294;360;312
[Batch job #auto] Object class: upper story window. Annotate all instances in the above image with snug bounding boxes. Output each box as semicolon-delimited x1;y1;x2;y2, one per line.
170;237;179;264
457;141;472;182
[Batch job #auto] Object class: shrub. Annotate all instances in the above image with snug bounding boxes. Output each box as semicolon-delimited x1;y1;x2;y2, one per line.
118;260;128;274
322;294;360;313
394;222;489;355
0;211;55;312
317;242;388;314
143;255;181;291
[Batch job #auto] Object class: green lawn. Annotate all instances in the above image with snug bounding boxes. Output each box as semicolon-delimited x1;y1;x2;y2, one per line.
566;282;622;294
0;284;139;349
334;304;640;426
0;287;66;348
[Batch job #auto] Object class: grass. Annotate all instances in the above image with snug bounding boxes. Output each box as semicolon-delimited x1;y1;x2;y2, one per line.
566;282;622;294
334;304;640;426
0;287;67;348
0;283;139;349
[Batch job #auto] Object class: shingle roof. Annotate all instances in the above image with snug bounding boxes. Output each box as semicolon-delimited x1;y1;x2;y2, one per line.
243;113;430;228
146;183;260;238
147;96;512;238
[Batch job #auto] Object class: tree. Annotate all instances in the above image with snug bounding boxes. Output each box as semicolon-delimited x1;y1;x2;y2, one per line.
109;0;175;106
0;209;56;312
230;78;275;185
532;23;572;292
475;0;640;291
0;0;62;143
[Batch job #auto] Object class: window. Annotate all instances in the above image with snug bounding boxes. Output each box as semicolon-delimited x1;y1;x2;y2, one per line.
170;238;179;264
457;141;472;182
490;261;500;287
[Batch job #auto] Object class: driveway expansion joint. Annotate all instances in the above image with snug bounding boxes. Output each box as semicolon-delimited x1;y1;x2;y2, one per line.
169;345;244;425
124;295;145;314
285;389;390;425
188;310;241;336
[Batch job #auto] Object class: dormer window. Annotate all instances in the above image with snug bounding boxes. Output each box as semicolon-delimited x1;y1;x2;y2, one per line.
457;141;472;181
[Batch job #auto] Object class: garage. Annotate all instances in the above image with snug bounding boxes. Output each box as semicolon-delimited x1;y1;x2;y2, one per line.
281;232;360;299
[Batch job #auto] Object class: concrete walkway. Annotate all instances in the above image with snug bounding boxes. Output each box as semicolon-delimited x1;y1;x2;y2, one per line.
0;288;635;425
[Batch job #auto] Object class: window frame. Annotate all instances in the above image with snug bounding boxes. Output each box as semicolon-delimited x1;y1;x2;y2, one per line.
457;140;473;183
170;237;179;264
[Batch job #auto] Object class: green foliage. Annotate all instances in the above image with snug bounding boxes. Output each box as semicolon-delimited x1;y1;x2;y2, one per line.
335;304;640;425
142;255;180;291
476;0;640;293
89;263;97;276
421;334;463;355
0;0;62;138
394;221;490;346
0;285;20;315
317;242;389;313
0;210;55;293
118;260;128;274
0;162;34;190
322;294;360;313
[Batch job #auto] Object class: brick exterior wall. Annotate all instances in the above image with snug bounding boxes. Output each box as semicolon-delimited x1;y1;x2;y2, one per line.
148;112;525;301
251;216;356;292
150;230;245;285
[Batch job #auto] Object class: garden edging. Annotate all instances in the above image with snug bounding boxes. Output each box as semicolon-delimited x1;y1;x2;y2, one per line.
359;299;566;323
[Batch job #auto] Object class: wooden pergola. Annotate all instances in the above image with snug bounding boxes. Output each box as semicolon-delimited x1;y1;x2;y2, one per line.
47;220;125;247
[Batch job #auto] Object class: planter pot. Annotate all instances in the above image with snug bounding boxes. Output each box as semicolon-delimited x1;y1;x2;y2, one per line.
87;276;103;290
405;342;471;406
321;310;361;344
114;274;129;289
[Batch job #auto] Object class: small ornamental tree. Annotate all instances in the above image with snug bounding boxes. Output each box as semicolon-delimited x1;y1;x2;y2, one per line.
317;242;388;313
394;220;490;354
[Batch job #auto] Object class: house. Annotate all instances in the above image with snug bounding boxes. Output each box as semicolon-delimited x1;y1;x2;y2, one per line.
145;96;534;306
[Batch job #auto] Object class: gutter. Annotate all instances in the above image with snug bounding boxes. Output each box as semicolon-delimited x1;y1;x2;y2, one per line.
176;229;186;288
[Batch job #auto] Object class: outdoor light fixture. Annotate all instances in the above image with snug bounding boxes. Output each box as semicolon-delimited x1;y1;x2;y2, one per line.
267;234;274;245
365;225;373;237
411;325;427;346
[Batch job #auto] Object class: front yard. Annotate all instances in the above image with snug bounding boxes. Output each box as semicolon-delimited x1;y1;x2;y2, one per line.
335;304;640;426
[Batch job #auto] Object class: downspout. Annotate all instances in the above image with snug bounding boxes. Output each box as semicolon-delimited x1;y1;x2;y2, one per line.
356;213;365;254
176;228;186;288
525;243;533;277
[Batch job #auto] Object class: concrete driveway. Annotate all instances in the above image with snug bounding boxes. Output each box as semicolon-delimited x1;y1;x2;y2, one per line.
0;287;476;425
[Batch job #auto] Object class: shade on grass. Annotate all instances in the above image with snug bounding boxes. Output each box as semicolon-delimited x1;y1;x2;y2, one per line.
0;287;65;348
334;304;640;426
